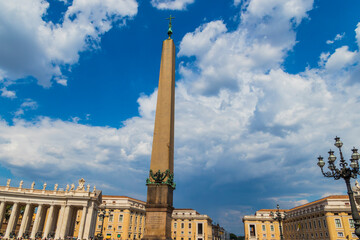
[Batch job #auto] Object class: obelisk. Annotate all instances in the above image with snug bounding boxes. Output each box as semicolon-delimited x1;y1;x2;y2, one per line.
143;16;176;240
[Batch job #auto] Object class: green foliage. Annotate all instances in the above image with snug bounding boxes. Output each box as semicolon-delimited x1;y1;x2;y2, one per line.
229;233;244;240
230;233;237;240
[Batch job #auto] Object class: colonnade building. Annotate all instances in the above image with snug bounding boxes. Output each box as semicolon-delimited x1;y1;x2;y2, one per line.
0;179;101;239
243;194;360;240
0;182;227;240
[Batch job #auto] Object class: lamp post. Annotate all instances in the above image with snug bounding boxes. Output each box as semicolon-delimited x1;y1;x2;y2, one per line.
270;204;286;240
97;206;113;240
317;136;360;238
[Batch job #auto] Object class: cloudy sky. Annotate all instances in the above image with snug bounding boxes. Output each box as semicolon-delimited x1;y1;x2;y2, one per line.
1;0;360;235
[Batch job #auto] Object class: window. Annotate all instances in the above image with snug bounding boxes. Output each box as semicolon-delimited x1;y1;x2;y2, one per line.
198;223;203;235
335;219;342;228
337;232;344;237
249;225;256;237
118;226;122;230
270;225;274;231
188;232;191;235
108;225;112;230
262;234;266;238
349;219;355;228
181;231;184;235
181;223;185;229
262;225;266;231
99;216;104;222
109;214;114;222
323;219;327;228
98;225;102;229
309;221;312;229
189;223;192;229
174;223;177;229
313;221;316;229
119;215;123;222
318;220;321;228
271;234;275;238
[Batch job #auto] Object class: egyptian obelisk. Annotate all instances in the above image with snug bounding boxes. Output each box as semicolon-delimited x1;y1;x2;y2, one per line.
142;16;176;240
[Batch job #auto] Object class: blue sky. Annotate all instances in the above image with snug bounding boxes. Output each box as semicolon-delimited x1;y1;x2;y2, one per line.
1;0;360;235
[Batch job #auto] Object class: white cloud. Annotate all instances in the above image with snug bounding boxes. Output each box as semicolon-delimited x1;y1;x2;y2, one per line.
0;116;153;196
14;99;38;116
178;0;313;95
150;0;195;10
326;33;345;44
1;88;16;99
0;0;138;87
325;46;357;71
356;23;360;49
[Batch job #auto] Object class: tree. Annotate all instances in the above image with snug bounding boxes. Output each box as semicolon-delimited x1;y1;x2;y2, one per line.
230;233;239;240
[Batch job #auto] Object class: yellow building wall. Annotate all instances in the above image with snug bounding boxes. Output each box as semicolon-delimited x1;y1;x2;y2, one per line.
243;219;280;240
171;218;212;240
326;212;356;240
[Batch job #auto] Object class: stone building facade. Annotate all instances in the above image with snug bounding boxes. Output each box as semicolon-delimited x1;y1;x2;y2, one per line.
242;209;284;240
91;196;220;240
243;195;359;240
0;178;101;239
172;209;213;240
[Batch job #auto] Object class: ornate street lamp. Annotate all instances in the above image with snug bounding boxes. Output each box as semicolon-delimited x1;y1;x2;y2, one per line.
317;136;360;238
270;204;286;240
97;206;113;240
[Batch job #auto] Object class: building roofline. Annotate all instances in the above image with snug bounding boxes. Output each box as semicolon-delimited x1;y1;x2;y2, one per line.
102;195;146;204
288;195;348;211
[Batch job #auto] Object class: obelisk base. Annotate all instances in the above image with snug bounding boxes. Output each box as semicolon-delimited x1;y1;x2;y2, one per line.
142;185;174;240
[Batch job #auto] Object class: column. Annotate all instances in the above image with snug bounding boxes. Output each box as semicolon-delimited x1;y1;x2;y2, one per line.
83;203;95;240
55;206;65;239
18;203;31;238
0;201;6;230
4;202;20;238
38;206;48;236
59;205;72;239
89;208;98;238
78;206;88;240
30;204;44;239
25;205;35;237
43;205;55;239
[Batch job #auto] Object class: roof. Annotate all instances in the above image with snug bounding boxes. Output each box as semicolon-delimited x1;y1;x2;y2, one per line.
258;209;287;212
289;195;348;211
102;195;146;204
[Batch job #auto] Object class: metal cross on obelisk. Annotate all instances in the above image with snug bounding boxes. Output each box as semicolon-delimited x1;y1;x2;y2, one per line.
166;15;175;38
142;17;176;240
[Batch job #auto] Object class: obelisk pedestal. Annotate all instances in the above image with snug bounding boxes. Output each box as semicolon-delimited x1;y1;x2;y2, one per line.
142;33;176;240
